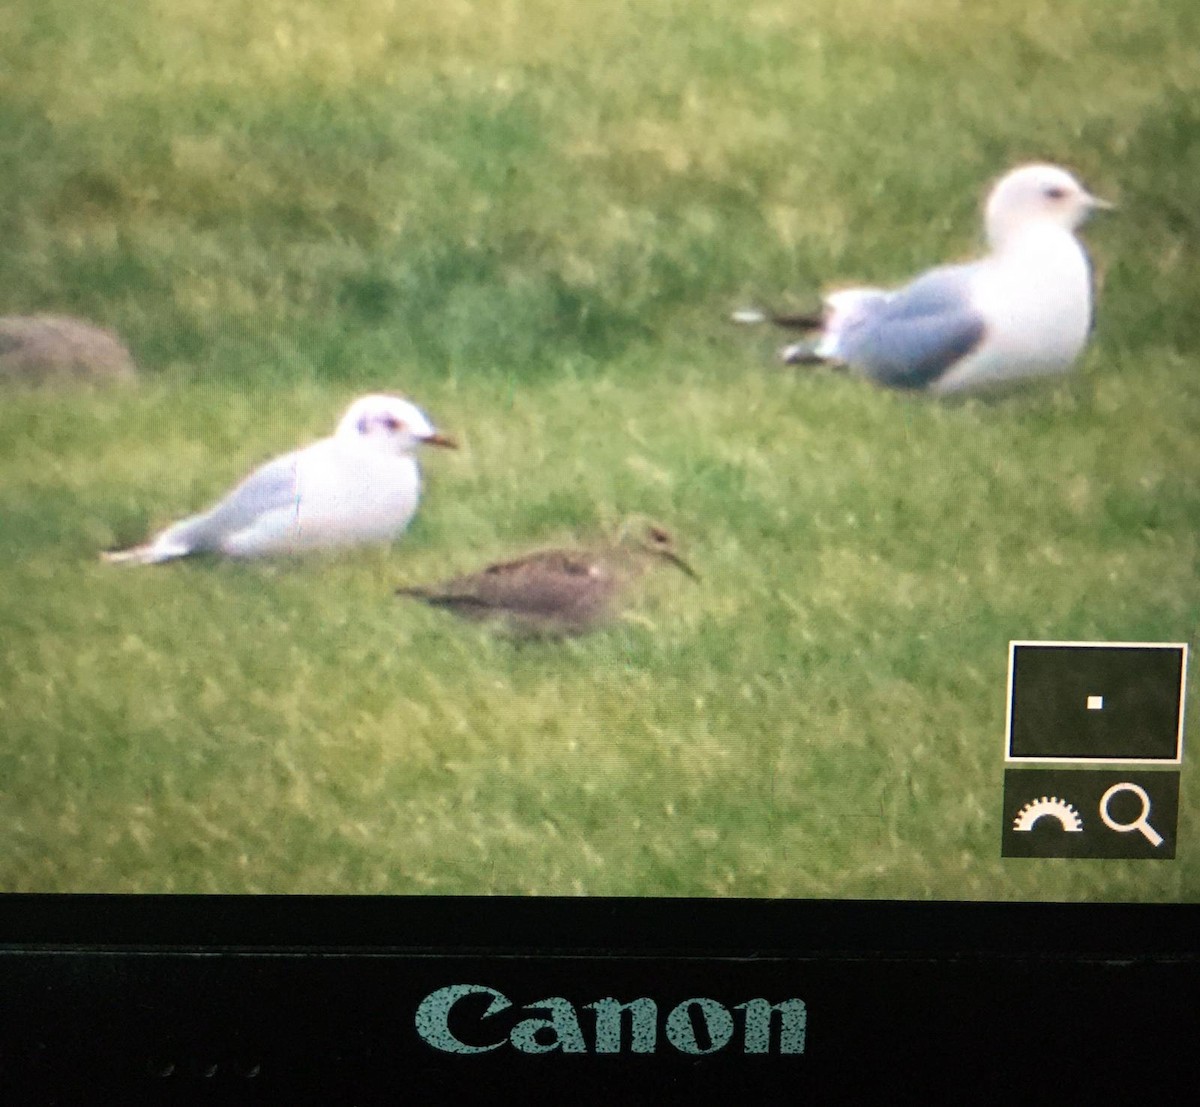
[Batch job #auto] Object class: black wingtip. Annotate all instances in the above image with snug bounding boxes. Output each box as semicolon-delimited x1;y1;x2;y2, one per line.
768;310;826;330
733;307;825;330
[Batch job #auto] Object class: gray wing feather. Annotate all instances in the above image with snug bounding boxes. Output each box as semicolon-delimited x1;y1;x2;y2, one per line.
157;452;300;553
840;264;987;390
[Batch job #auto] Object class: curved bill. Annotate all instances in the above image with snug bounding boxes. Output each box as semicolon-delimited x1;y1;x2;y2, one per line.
662;551;700;581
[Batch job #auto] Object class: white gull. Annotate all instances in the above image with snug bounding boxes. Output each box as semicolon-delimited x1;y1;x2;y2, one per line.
742;164;1112;394
103;393;456;564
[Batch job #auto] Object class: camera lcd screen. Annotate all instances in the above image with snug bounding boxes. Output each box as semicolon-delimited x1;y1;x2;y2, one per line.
2;0;1195;911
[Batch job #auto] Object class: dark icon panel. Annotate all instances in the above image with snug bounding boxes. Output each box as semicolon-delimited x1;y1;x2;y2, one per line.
1001;769;1179;859
1006;642;1186;763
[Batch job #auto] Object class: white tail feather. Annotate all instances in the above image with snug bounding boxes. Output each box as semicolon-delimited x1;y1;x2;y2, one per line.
731;308;768;325
100;541;189;566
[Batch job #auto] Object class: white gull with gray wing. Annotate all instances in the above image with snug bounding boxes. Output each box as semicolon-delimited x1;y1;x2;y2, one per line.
763;165;1111;394
103;394;456;564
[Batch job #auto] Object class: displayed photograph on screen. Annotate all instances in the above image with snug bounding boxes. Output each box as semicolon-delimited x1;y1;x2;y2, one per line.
2;0;1195;902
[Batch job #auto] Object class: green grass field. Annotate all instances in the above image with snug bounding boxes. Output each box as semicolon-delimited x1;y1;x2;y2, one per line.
1;0;1197;898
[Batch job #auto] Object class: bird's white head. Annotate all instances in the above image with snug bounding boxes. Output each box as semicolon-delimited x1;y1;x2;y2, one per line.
336;394;458;454
984;164;1112;248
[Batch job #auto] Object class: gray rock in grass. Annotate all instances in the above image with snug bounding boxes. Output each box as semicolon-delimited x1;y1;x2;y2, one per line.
0;315;137;384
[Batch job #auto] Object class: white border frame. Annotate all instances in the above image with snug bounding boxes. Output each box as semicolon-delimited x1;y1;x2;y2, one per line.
1004;640;1189;765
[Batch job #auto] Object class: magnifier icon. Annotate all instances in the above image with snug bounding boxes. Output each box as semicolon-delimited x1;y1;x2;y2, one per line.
1099;782;1164;847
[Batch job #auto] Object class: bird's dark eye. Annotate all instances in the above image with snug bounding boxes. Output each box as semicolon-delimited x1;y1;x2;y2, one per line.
358;413;404;433
650;527;670;544
1045;186;1068;200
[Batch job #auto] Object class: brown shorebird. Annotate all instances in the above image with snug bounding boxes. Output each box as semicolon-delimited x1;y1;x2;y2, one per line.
395;520;698;637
